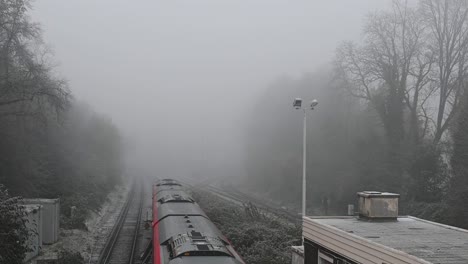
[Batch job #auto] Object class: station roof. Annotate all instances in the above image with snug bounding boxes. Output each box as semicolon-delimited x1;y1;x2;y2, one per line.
303;216;468;264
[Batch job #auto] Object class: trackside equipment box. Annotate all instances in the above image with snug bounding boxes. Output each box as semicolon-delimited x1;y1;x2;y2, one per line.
24;198;60;244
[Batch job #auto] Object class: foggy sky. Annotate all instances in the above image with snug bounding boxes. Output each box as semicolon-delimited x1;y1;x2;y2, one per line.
31;1;389;180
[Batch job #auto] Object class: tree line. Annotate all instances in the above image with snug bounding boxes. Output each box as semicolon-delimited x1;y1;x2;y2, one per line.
244;0;468;229
0;1;123;262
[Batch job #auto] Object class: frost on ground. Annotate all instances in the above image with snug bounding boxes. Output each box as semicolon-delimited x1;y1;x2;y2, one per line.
31;184;130;263
192;190;301;264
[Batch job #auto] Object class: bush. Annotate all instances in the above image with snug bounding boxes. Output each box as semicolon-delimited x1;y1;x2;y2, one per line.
0;185;30;264
57;250;84;264
193;190;301;264
400;201;450;223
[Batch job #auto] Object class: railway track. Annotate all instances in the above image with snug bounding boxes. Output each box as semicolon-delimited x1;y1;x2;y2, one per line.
207;185;301;223
97;183;144;264
177;176;301;223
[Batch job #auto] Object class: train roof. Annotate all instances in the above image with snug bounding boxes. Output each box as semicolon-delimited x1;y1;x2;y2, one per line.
155;179;182;187
304;216;468;263
155;203;207;222
158;215;224;244
155;184;184;192
168;257;243;264
153;178;244;264
158;216;243;264
155;190;194;203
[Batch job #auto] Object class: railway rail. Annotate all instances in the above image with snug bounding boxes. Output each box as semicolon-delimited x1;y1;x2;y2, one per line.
97;182;143;264
178;175;301;224
206;185;301;223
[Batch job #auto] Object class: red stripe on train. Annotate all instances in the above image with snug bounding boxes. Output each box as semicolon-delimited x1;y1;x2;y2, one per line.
224;236;246;264
153;184;161;264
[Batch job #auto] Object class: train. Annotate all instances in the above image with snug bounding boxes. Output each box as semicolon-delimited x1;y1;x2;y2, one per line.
152;179;244;264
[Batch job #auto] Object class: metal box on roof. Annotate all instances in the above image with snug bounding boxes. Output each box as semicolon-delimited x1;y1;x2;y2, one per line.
357;191;399;219
23;198;60;244
23;204;43;262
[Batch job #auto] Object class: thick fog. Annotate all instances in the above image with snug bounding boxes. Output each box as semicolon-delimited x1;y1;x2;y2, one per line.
31;0;387;181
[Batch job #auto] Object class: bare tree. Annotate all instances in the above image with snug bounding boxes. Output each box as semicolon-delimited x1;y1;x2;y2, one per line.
0;0;69;119
421;0;468;143
336;1;429;147
448;84;468;228
338;0;468;146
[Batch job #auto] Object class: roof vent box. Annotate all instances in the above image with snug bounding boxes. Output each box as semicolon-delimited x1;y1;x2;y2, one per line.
357;191;399;220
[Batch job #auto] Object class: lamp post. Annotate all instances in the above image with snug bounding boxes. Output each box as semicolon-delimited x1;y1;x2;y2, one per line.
293;98;318;224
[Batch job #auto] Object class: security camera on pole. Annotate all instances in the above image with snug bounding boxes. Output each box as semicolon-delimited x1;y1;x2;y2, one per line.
293;98;318;238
